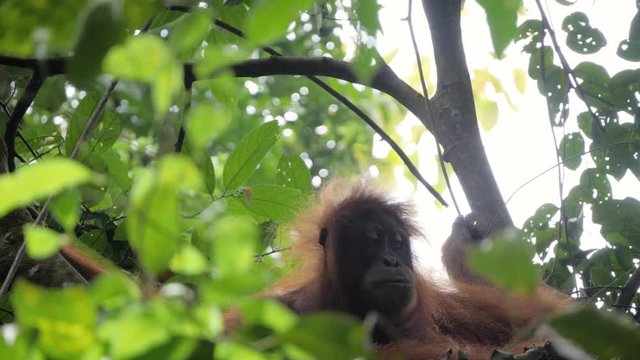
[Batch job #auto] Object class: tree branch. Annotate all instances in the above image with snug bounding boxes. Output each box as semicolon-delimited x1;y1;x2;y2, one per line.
3;72;44;172
0;55;445;204
614;265;640;314
422;0;512;234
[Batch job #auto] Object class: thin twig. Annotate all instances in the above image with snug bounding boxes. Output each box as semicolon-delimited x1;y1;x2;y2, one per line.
168;7;444;205
404;0;460;214
0;80;119;298
504;141;640;206
539;35;579;294
534;0;605;134
207;17;446;205
255;247;290;259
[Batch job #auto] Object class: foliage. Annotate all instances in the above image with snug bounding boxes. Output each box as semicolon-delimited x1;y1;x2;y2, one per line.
0;0;638;359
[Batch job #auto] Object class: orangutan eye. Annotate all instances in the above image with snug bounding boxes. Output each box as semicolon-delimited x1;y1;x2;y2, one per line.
365;227;379;240
392;234;404;250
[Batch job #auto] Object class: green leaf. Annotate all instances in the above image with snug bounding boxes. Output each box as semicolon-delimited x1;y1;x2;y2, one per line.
211;215;258;277
103;35;183;116
0;158;92;217
49;190;81;232
65;95;122;156
170;244;208;275
244;0;315;46
578;169;611;204
476;97;499;131
562;12;606;54
240;299;298;333
186;148;216;196
527;46;554;80
559;132;585;170
591;123;638;180
522;203;559;257
222;121;280;194
11;281;97;359
242;184;307;223
0;0;87;56
573;62;612;109
90;272;142;311
577;112;595;139
123;0;160;29
276;154;312;194
593;198;640;248
354;0;381;35
99;306;172;359
34;75;67;112
168;10;211;59
282;313;370;360
24;225;66;259
551;307;640;360
516;19;543;53
186;104;232;151
196;45;249;77
468;231;539;296
215;342;267;360
352;43;380;84
69;0;126;85
127;155;203;274
476;0;521;57
617;38;640;62
537;66;569;120
104;150;132;190
512;68;527;94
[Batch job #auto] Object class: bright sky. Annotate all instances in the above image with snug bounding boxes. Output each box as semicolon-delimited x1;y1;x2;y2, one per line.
373;0;638;268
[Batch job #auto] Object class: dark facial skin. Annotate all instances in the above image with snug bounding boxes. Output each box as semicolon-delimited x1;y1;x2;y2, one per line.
331;206;416;321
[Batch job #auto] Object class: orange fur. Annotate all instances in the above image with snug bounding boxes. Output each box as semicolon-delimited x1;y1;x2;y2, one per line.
226;180;571;359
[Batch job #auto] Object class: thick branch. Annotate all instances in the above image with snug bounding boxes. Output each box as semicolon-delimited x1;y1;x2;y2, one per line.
3;72;44;171
422;0;512;234
224;57;430;125
0;54;445;205
614;265;640;313
0;138;86;287
0;55;431;134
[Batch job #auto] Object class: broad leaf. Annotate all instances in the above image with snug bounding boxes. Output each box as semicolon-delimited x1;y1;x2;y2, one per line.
562;12;606;54
127;155;202;274
282;313;370;360
354;0;381;35
559;132;585;170
186;104;232;151
12;282;97;359
276;154;312;194
168;10;211;58
24;225;67;259
90;272;142;311
99;305;172;359
103;35;183;116
241;184;307;223
170;244;208;276
0;159;92;217
244;0;315;46
476;0;521;57
222;121;279;194
551;307;640;360
211;215;258;277
69;0;126;85
50;190;81;232
468;231;539;296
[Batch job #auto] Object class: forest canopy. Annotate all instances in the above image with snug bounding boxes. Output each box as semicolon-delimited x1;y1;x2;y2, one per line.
0;0;639;359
